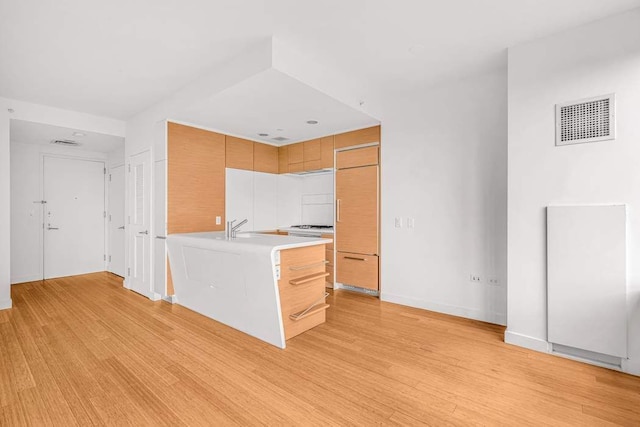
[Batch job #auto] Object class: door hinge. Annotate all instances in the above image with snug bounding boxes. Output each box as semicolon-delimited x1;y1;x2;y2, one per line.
104;167;107;175
103;211;106;218
128;164;131;173
109;174;112;182
109;214;112;222
128;215;131;224
103;254;106;261
127;267;131;276
108;255;111;262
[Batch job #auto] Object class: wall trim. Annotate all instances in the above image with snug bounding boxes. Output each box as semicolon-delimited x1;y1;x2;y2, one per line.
380;292;506;326
0;298;12;310
504;330;550;353
11;274;43;285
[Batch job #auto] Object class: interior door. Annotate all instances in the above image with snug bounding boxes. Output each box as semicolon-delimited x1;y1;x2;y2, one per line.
335;165;379;255
43;156;105;279
127;150;152;296
108;165;125;276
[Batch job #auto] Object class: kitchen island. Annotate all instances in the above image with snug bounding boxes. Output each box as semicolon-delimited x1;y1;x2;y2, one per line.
166;231;332;348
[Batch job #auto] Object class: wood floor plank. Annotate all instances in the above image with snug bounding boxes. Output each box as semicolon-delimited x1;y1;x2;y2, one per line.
1;272;639;426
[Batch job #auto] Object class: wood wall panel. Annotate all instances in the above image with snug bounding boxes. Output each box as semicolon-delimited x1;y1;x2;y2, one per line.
226;136;254;170
167;122;226;235
253;142;278;174
334;125;381;149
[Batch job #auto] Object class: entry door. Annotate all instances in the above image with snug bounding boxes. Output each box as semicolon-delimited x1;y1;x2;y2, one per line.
108;165;125;276
127;151;152;296
43;156;105;279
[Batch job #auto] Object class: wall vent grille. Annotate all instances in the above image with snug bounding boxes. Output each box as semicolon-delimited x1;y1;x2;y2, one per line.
555;94;615;146
50;139;81;147
272;136;289;142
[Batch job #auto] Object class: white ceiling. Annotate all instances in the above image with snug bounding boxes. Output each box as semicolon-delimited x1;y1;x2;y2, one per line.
10;120;125;153
175;69;379;145
1;0;639;120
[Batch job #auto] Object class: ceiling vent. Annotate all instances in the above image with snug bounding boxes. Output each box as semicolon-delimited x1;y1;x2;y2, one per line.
51;139;81;147
272;136;289;142
555;94;615;146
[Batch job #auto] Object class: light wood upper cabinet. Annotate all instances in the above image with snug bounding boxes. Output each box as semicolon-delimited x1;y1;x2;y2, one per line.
278;146;288;174
253;142;278;174
320;136;335;169
336;164;379;255
336;146;378;169
334;125;380;149
167;122;225;234
288;142;304;164
226;136;254;170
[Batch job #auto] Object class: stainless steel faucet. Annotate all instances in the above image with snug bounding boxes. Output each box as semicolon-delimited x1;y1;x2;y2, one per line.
226;218;248;238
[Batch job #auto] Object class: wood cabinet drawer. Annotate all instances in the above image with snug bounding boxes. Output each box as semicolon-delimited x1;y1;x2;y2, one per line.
336;146;378;169
336;252;379;291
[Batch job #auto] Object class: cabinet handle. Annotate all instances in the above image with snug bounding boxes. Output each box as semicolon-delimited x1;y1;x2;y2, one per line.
289;272;329;286
344;256;366;261
336;199;341;222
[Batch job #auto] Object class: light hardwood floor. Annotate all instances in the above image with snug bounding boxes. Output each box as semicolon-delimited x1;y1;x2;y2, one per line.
1;272;639;426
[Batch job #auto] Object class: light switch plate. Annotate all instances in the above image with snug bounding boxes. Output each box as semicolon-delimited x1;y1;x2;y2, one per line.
215;216;221;225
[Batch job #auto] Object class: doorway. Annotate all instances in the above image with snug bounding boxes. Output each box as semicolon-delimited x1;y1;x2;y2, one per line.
43;155;106;279
108;164;125;276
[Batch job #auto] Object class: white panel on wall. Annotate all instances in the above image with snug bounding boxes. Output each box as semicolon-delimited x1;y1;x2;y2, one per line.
547;205;627;358
225;168;254;231
253;172;278;230
276;174;302;227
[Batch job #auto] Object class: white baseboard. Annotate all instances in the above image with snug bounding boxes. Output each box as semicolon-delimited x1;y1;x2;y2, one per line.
504;330;550;353
162;295;178;304
11;274;42;284
0;298;12;310
380;292;506;325
622;358;640;376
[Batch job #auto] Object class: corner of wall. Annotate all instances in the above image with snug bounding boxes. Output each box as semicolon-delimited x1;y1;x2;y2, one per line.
504;330;550;353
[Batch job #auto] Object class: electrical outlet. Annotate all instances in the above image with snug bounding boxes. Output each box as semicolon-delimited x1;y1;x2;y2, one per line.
407;217;415;228
395;217;403;228
469;275;481;283
216;216;221;225
488;278;499;285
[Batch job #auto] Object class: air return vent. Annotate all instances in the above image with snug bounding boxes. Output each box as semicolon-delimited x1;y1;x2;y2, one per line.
555;94;615;146
272;136;289;142
51;139;81;147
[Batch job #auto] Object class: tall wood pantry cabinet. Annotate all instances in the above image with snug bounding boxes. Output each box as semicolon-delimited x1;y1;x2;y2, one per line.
335;145;380;291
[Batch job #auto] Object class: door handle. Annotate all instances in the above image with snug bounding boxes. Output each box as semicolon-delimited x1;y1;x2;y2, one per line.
118;226;125;230
138;230;149;235
47;227;59;230
344;256;366;261
336;199;341;222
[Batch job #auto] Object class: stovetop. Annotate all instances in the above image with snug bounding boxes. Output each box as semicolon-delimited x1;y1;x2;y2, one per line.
291;225;334;230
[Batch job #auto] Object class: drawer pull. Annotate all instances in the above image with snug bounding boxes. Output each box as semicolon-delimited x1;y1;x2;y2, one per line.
289;260;329;271
344;256;367;261
289;272;329;286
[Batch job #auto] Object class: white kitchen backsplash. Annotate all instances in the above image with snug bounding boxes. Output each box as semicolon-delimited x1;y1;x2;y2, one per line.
226;168;334;231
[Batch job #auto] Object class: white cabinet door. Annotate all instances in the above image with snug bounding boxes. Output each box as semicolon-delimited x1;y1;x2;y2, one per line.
127;151;152;297
43;156;105;279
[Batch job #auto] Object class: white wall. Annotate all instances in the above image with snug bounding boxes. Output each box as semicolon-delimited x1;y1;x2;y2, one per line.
507;9;640;374
0;97;125;309
10;142;108;284
379;69;508;324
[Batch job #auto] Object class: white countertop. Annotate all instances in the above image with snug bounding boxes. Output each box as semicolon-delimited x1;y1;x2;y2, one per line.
168;231;332;250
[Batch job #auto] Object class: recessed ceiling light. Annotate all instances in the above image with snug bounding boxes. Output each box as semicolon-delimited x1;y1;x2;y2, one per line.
72;132;86;137
306;120;318;125
258;133;269;137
